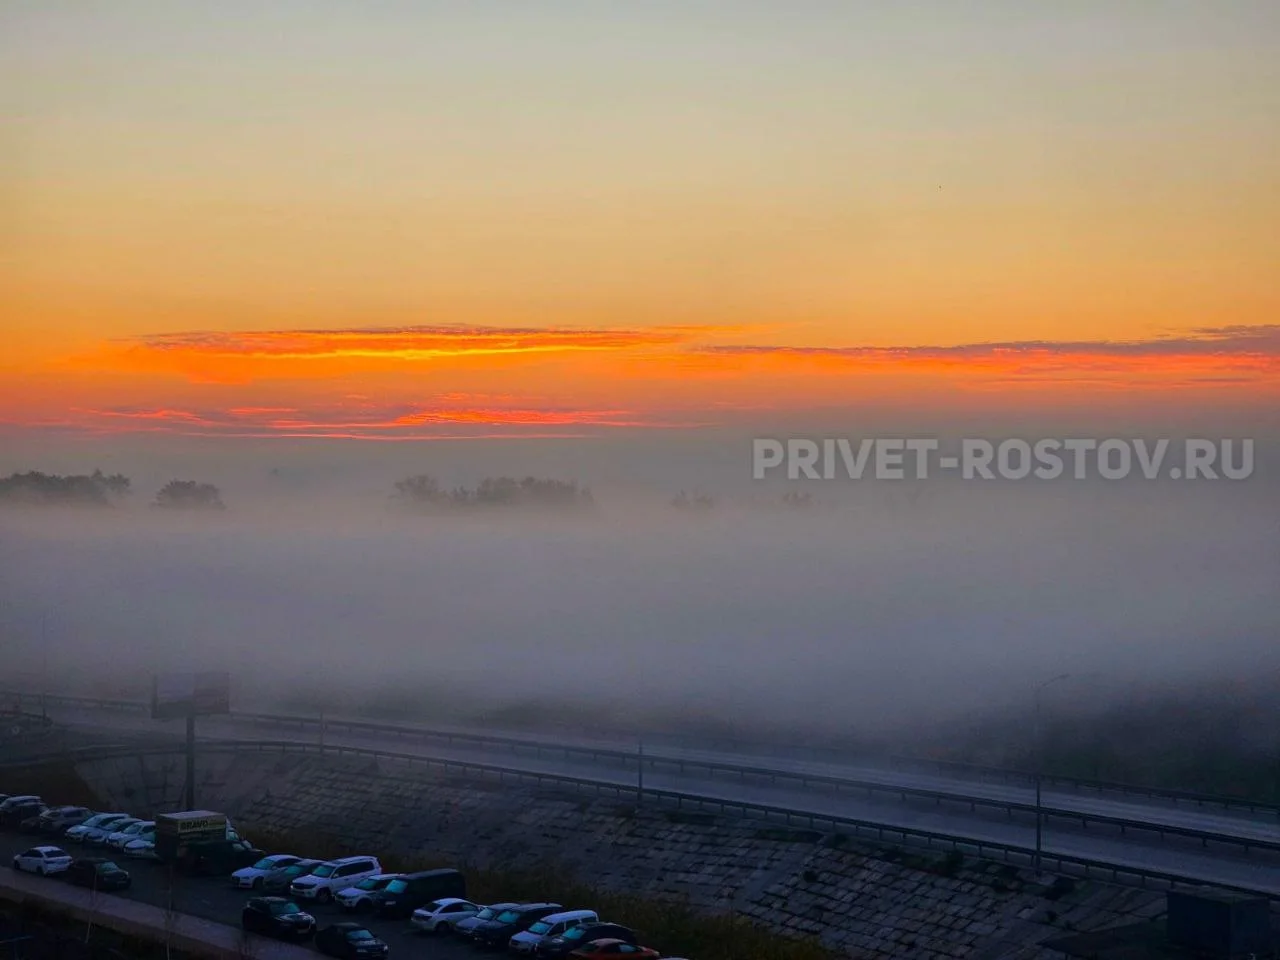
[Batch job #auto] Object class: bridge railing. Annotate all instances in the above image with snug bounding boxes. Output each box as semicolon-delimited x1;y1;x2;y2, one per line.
10;690;1280;825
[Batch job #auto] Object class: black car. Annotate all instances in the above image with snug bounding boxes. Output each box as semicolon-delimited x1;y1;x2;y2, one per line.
453;902;521;939
315;922;390;958
369;868;466;919
262;857;324;891
0;796;45;828
535;922;638;958
62;858;131;891
241;896;316;941
469;903;563;948
37;806;93;836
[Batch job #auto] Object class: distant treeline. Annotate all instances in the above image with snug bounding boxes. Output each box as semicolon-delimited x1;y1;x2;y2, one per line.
394;474;594;510
0;470;224;510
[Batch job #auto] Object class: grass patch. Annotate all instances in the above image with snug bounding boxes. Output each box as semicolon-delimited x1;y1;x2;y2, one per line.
251;825;837;960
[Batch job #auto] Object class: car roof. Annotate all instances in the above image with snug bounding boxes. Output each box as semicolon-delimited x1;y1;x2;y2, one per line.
33;845;66;853
326;855;376;865
430;897;471;906
543;910;596;921
401;868;459;879
586;939;628;946
255;896;294;903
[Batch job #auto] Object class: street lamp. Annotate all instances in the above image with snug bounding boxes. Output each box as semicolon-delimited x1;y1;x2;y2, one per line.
1033;672;1071;870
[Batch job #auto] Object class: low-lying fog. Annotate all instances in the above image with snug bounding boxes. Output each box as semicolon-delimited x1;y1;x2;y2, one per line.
2;472;1276;750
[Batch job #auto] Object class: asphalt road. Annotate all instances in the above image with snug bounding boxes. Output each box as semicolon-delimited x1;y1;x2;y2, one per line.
27;704;1280;896
0;828;501;960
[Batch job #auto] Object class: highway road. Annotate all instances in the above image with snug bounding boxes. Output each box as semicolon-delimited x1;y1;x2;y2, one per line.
0;829;497;960
26;702;1280;898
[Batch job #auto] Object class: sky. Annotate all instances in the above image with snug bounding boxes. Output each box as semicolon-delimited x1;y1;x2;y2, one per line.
3;1;1279;446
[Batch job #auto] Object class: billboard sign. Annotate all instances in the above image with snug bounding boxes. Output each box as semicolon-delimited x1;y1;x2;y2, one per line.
151;672;230;719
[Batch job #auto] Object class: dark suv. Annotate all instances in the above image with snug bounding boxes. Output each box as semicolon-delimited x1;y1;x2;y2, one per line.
370;868;466;918
469;902;563;948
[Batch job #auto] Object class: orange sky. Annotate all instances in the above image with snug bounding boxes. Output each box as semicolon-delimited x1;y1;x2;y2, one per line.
4;4;1278;441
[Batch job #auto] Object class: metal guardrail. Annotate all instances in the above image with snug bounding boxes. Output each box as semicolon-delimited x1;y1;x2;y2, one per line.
11;691;1280;828
8;736;1279;904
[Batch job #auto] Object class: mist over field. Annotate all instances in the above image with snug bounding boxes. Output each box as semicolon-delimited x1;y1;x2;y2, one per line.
2;447;1276;751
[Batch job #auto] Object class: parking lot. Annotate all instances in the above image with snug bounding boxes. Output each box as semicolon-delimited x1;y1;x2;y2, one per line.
0;831;491;959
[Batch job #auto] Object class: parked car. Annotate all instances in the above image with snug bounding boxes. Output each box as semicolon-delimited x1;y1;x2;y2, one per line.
410;897;483;933
510;910;600;953
177;838;263;875
314;922;390;958
469;903;564;948
10;845;72;875
536;923;638;958
19;812;48;834
61;857;131;891
231;853;303;889
336;873;399;911
453;902;521;939
290;856;382;903
0;796;45;827
106;820;154;851
261;857;324;892
240;896;316;941
369;868;466;918
66;813;129;844
36;806;93;836
123;837;157;860
568;941;659;958
85;817;141;847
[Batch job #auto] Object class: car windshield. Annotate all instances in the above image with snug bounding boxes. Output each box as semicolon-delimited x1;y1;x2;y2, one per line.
283;865;309;877
251;857;277;869
425;900;448;911
527;921;553;935
355;877;382;890
311;865;335;878
563;927;587;940
271;902;301;915
346;930;375;941
496;910;522;923
385;879;407;893
98;862;120;872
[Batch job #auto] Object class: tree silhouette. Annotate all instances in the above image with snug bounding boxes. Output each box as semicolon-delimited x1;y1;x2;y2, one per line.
0;469;131;506
153;480;225;510
671;490;714;511
394;474;592;510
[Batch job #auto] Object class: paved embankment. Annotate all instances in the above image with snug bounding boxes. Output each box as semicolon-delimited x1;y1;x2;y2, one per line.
74;748;1188;959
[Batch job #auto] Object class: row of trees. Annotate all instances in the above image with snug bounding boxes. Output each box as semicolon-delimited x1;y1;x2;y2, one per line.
0;470;224;510
394;474;594;510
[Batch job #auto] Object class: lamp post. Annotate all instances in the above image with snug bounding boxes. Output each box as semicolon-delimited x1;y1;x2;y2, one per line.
1033;672;1071;870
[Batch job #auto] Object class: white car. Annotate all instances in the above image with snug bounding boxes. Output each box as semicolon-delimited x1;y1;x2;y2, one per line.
411;898;483;933
11;845;72;875
290;856;381;903
106;820;153;851
336;873;400;911
123;837;158;860
231;854;302;890
509;910;599;952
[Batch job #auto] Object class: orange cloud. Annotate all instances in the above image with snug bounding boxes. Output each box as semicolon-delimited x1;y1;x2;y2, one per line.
63;324;722;384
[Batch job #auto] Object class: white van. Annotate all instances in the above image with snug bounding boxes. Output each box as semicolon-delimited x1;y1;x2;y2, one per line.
508;909;599;953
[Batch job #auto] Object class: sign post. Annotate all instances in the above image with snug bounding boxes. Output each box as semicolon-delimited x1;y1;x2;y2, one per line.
151;672;230;811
